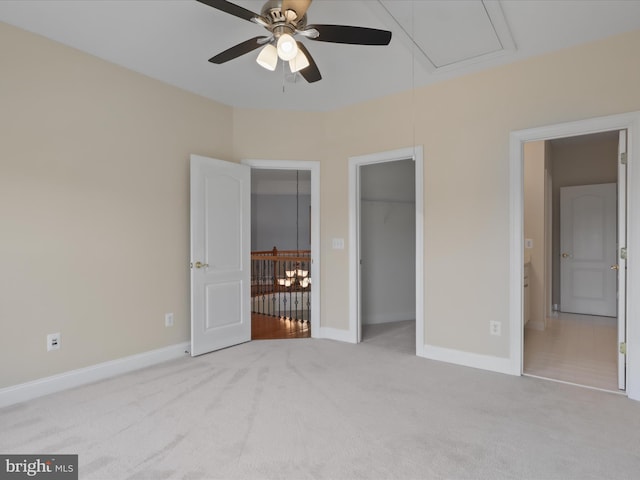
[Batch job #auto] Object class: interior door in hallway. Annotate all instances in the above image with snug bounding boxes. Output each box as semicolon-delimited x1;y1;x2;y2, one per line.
190;155;251;356
560;183;617;317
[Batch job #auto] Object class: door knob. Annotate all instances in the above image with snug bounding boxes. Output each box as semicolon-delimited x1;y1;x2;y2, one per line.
192;261;209;269
561;252;570;258
611;264;620;271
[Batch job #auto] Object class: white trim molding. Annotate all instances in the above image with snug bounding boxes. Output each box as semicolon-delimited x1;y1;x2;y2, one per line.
0;342;190;408
415;149;425;357
420;345;514;376
318;327;358;344
348;146;425;352
509;111;640;401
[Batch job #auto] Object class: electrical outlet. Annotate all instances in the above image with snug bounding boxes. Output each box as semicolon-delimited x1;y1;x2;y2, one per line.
489;321;501;336
47;333;61;351
165;313;174;327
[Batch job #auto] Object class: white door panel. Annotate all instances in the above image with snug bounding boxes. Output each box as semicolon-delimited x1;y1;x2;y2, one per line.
560;183;617;317
205;175;243;271
571;268;607;298
191;155;251;356
206;282;242;329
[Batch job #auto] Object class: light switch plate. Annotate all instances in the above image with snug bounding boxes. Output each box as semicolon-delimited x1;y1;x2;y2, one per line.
332;238;345;250
525;238;533;249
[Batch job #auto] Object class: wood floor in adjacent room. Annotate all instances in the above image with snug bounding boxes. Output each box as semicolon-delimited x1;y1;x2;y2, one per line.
523;312;619;392
251;313;310;340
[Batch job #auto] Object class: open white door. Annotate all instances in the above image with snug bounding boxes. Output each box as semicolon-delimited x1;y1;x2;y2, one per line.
190;155;251;356
560;183;617;317
618;130;628;390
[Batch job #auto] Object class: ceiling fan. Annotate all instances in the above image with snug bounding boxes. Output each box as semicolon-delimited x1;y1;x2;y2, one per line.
197;0;392;83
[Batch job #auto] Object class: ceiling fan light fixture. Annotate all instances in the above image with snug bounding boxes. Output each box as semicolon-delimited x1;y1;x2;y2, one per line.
256;44;278;71
289;49;309;73
277;33;298;61
199;0;393;84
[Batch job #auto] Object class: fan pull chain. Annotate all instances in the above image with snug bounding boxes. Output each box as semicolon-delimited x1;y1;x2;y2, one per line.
282;59;286;93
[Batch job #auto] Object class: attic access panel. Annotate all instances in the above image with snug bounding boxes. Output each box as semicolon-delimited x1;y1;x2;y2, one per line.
381;0;513;69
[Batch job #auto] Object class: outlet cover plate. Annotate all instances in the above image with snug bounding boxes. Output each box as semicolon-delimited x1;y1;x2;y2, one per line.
47;333;61;351
489;321;501;336
165;313;174;327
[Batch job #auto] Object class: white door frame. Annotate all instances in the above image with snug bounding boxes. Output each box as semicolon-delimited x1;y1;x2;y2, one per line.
509;111;640;401
348;146;424;354
617;130;628;390
242;159;321;338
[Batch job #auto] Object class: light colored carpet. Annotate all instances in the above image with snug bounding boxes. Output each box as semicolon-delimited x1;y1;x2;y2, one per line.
2;320;640;480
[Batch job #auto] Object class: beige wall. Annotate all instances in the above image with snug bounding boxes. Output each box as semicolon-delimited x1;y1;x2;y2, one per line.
524;141;546;329
314;29;640;357
322;94;416;329
3;19;640;389
0;23;234;387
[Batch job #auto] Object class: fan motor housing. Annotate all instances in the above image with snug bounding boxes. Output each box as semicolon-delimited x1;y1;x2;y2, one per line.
261;0;308;32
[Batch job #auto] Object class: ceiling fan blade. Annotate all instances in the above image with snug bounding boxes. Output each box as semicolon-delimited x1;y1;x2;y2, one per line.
296;43;321;83
282;0;312;21
209;36;270;64
197;0;267;25
305;24;392;45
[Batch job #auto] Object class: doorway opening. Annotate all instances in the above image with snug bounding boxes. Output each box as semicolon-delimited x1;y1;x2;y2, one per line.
348;146;424;354
522;132;622;391
250;169;311;339
509;111;640;400
243;160;321;341
360;159;416;351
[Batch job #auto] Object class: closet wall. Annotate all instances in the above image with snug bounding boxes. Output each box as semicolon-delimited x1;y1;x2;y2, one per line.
360;159;416;325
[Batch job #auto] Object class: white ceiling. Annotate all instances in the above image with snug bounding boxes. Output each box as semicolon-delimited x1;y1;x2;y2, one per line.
1;0;640;112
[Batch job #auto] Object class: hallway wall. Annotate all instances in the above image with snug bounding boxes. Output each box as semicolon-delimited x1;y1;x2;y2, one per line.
549;132;619;306
524;141;547;329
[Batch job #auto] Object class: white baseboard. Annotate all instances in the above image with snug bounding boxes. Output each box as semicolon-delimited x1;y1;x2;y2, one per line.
525;320;545;331
0;342;190;408
318;327;357;343
419;343;517;376
363;314;415;325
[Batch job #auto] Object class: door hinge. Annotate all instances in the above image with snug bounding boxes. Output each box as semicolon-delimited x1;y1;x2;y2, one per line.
620;247;628;260
620;342;627;355
621;152;627;165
